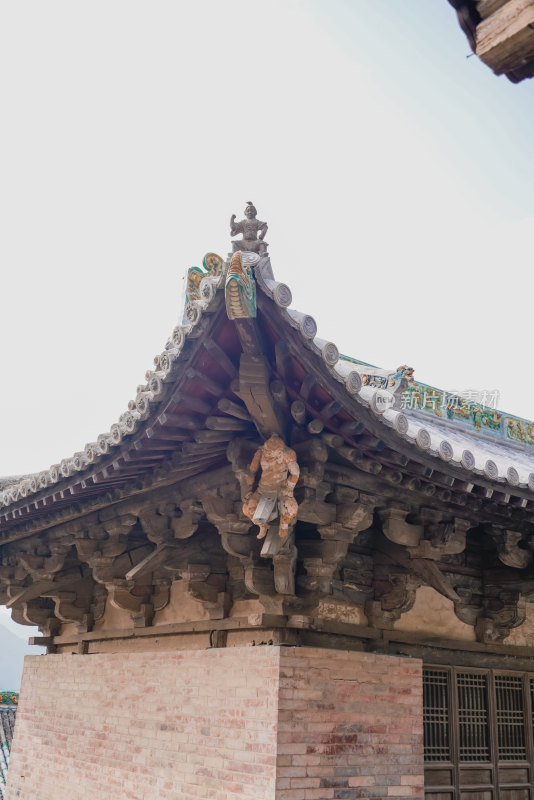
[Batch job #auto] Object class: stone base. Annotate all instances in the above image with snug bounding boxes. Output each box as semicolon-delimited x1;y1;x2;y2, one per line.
6;647;423;799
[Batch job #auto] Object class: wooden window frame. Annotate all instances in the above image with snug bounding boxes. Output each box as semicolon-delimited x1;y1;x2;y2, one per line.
424;665;534;799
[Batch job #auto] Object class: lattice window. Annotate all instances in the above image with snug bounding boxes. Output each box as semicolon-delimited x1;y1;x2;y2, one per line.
457;672;490;762
423;668;450;762
425;667;534;798
495;674;526;761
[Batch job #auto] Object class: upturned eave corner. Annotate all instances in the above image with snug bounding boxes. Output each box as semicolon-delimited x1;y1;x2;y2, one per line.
2;205;534;663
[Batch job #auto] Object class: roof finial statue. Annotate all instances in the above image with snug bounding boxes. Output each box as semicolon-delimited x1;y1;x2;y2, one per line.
230;201;268;255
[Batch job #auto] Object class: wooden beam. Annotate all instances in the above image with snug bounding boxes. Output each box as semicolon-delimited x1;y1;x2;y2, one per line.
185;368;225;397
291;400;307;425
145;427;190;441
234;318;265;355
321;400;342;419
270;379;288;409
30;611;534;662
157;412;204;430
477;0;534;76
300;374;316;402
172;394;213;416
203;338;238;378
194;430;235;443
477;0;509;19
181;442;228;455
307;419;324;435
205;416;252;431
30;614;289;646
216;398;251;421
238;353;286;437
274;339;292;382
133;439;177;452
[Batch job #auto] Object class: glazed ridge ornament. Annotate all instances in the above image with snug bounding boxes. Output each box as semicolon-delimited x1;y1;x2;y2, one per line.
225;250;258;320
182;252;224;324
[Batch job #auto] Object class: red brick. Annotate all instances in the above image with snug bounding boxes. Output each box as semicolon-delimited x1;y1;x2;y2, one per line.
7;646;424;800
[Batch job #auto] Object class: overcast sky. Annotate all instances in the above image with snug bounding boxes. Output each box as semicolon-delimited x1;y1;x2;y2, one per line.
0;0;533;483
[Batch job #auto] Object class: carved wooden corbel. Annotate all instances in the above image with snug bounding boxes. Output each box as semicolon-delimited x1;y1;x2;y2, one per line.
298;493;375;597
107;581;154;628
379;505;423;547
10;599;61;637
375;529;461;605
205;502;266;609
293;438;328;495
96;538;162;627
296;491;336;527
410;515;470;560
453;579;483;627
365;571;421;630
222;528;295;613
75;526;131;585
337;551;374;604
171;500;203;540
260;527;297;595
17;541;72;581
179;563;229;619
299;493;374;598
300;534;349;594
151;578;171;612
0;560;27;605
335;490;374;533
494;528;531;569
92;583;107;621
237;352;286;437
102;513;137;538
202;492;242;528
41;579;95;633
138;505;174;545
244;560;277;599
409;559;461;603
476;589;527;643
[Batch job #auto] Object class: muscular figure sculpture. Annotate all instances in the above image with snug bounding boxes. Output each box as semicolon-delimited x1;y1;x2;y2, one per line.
242;434;299;539
230;202;268;254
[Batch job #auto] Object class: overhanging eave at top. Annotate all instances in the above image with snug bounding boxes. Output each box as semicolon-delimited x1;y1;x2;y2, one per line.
2;247;534;543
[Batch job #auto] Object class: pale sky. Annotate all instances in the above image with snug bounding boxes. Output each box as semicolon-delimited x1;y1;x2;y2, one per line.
0;606;29;641
0;0;533;480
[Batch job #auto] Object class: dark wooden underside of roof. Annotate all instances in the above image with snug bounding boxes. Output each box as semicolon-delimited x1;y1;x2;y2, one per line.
2;288;534;544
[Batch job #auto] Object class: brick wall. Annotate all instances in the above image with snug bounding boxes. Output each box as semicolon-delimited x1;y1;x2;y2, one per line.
277;648;424;800
6;648;280;800
7;647;423;800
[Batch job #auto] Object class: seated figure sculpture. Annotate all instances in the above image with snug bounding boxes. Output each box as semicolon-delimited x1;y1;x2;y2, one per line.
230;201;268;254
242;434;299;539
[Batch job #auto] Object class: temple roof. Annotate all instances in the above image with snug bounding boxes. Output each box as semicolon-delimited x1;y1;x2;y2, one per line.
1;250;534;540
344;354;534;487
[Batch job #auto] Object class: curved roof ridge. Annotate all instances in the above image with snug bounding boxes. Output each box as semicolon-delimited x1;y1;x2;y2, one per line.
1;250;534;519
